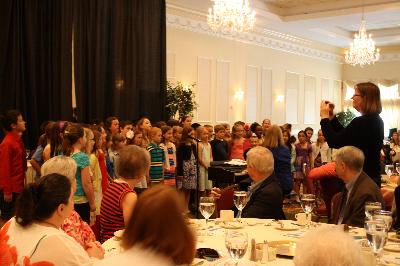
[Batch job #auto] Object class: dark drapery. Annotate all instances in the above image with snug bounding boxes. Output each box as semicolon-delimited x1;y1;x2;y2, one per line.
0;0;73;148
73;0;166;123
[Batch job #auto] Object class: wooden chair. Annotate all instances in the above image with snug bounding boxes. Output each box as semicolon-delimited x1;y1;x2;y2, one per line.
215;184;238;218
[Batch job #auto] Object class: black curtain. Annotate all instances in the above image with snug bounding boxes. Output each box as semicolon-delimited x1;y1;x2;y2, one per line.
0;0;73;148
73;0;166;123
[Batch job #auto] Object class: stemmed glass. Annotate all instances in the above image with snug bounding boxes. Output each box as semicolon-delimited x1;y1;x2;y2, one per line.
373;210;393;232
199;197;215;225
365;219;388;264
300;194;315;227
385;164;394;177
225;230;248;265
233;191;248;221
25;149;31;160
365;202;382;220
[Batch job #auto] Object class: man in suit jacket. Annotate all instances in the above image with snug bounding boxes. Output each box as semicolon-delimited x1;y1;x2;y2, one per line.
241;146;285;219
211;146;285;219
332;146;384;227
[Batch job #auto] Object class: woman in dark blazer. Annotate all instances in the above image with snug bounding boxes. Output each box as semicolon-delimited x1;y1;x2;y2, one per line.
320;82;384;186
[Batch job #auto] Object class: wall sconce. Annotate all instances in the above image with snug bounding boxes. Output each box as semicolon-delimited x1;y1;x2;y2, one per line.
234;90;244;100
276;95;284;103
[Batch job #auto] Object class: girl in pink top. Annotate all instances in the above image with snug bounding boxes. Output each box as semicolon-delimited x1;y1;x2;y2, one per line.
229;124;251;160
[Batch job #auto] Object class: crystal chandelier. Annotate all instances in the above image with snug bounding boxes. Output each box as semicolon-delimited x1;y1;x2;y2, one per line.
207;0;256;33
345;13;380;67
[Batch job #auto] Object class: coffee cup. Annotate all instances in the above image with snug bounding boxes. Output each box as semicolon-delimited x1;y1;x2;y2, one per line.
295;213;309;226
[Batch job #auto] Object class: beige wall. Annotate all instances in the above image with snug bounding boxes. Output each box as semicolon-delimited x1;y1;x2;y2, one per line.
343;60;400;81
167;26;342;132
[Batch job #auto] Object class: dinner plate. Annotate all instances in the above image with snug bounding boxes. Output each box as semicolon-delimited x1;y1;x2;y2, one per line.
114;229;124;239
274;225;299;231
388;233;400;243
220;222;244;229
384;244;400;252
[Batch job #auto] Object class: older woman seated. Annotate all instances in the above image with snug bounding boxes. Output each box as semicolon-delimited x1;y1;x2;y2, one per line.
100;145;149;242
294;225;369;266
0;173;104;265
41;156;98;249
97;185;196;265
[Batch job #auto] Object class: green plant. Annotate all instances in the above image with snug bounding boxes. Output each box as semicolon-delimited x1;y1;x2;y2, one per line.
336;108;356;127
165;81;197;119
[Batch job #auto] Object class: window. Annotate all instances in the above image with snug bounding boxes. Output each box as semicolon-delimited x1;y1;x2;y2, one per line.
344;83;400;137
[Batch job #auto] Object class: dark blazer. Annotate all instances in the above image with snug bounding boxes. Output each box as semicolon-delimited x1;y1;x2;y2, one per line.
332;172;384;228
242;174;285;219
320;114;384;186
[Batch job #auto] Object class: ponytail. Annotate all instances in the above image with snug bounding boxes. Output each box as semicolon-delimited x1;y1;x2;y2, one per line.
61;123;84;156
15;173;71;227
15;184;38;226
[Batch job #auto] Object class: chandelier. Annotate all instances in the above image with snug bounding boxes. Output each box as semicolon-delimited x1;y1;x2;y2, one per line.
345;13;380;67
207;0;256;33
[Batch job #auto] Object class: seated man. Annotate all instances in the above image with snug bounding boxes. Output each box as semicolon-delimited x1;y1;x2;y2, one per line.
212;146;285;219
332;146;384;227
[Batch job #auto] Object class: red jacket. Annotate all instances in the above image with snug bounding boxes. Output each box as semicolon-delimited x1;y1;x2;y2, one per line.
0;132;27;195
308;162;337;180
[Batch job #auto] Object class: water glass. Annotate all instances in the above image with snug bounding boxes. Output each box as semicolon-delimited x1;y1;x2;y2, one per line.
365;202;382;220
225;230;248;265
300;194;315;227
365;219;388;263
396;162;400;175
373;210;393;231
385;164;394;177
233;191;248;221
199;197;215;225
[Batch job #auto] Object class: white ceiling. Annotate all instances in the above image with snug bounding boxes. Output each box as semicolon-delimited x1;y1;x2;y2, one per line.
167;0;400;49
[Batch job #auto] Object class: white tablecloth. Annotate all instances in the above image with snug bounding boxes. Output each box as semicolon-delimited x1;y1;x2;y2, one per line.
102;218;400;265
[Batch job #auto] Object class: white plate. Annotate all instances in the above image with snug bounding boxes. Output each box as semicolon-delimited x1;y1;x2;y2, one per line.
274;225;300;231
220;222;244;229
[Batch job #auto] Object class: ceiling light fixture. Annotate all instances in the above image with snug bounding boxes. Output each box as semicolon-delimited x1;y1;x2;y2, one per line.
207;0;256;33
344;5;380;67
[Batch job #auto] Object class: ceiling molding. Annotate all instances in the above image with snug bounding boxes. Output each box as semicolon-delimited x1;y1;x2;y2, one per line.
166;13;343;64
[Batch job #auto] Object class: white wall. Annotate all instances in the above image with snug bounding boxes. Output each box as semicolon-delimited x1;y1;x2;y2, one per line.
167;26;342;132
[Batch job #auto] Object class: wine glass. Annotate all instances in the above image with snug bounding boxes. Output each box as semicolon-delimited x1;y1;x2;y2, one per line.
225;230;248;265
233;191;247;221
365;201;382;220
199;197;215;225
300;194;315;227
373;210;393;231
365;219;388;264
385;164;394;177
395;163;400;175
25;149;31;160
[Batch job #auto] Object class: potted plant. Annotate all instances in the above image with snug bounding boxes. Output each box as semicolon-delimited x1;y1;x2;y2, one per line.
165;81;198;119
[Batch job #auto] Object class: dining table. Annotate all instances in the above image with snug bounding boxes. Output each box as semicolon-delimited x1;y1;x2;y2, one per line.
102;218;400;265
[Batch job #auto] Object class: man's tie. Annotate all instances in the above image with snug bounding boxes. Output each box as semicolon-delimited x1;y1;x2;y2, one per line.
335;187;348;224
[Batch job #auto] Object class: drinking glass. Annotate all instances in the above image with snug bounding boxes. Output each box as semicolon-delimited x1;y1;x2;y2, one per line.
300;194;315;227
395;163;400;175
199;197;215;225
25;149;31;160
365;219;388;264
373;210;393;231
225;230;248;265
233;191;248;221
365;201;382;220
385;164;394;177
